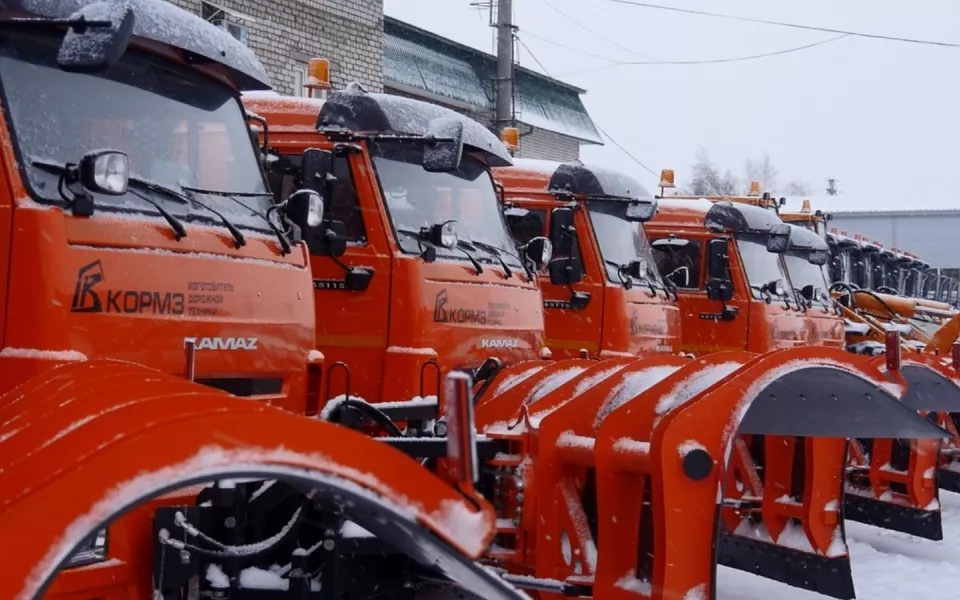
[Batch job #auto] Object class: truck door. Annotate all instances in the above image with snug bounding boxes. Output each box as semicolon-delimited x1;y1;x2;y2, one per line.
304;152;392;404
651;235;748;354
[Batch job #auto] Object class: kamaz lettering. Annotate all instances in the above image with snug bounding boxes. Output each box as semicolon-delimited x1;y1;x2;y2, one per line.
481;338;520;349
184;337;259;351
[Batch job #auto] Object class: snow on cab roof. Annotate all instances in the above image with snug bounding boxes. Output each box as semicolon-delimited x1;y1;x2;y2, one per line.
15;0;270;89
316;84;513;167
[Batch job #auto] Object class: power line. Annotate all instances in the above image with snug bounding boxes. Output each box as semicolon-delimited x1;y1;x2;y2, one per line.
605;0;960;49
539;0;662;62
515;35;553;75
591;120;659;177
522;30;623;63
514;36;658;178
558;33;849;76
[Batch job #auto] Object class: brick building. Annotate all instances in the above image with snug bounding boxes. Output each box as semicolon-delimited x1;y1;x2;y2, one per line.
167;0;384;94
165;1;601;161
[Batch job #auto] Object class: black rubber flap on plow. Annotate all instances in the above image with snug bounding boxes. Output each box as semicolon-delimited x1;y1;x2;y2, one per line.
717;531;855;599
940;468;960;493
737;367;949;438
898;365;960;412
844;492;943;541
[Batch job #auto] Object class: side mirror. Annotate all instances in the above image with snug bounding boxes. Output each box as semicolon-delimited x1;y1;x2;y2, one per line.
58;5;135;72
301;148;333;194
287;189;325;230
625;258;649;280
548;207;584;285
624;199;658;222
765;223;791;254
706;238;729;281
706;278;734;302
422;117;465;173
808;249;830;266
323;221;349;257
522;236;553;270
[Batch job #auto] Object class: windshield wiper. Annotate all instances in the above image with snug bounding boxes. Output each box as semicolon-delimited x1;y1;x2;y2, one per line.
605;259;659;297
181;185;291;255
30;158;189;240
463;239;513;279
124;178;246;249
455;241;484;275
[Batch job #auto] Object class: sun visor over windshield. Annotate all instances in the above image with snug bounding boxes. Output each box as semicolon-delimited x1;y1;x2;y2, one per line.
316;86;513;167
788;224;829;252
704;201;784;233
10;0;270;90
546;161;653;200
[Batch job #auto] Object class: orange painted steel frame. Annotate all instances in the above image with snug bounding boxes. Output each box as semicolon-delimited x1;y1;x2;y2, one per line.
469;346;944;599
0;16;314;600
644;200;811;355
242;95;546;407
492;164;681;360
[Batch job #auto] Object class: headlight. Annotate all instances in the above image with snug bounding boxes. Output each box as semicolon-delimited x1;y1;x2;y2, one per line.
65;527;108;568
539;238;554;267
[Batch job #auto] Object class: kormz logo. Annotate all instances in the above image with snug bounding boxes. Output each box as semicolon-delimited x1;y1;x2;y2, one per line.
71;260;105;313
69;260;185;315
432;289;488;325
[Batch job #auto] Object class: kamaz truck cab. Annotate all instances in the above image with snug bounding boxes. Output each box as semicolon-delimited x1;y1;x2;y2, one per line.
494;158;681;359
783;224;845;347
645;199;809;354
243;84;547;409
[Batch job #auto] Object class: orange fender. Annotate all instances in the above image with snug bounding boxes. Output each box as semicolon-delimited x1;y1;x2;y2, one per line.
0;360;516;600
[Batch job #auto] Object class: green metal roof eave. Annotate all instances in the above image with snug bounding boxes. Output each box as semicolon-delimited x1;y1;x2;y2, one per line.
384;16;587;94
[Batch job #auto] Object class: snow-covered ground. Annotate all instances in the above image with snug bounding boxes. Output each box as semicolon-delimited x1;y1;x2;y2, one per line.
718;490;960;600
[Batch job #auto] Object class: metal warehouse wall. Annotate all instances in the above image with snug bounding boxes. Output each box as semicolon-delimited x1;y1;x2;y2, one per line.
830;211;960;269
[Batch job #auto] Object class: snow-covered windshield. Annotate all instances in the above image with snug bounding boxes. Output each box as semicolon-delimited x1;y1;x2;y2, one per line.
587;200;662;284
736;234;790;299
0;31;272;232
370;141;521;265
785;252;829;293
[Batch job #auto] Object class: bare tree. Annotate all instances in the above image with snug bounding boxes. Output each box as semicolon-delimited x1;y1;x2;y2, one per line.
682;148;742;196
744;153;779;193
782;180;812;196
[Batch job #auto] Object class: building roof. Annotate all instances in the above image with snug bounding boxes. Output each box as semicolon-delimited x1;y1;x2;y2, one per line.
780;194;960;216
383;16;603;145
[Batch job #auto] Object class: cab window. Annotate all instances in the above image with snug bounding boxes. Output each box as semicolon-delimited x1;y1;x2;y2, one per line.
272;155;367;244
504;207;547;246
652;237;702;289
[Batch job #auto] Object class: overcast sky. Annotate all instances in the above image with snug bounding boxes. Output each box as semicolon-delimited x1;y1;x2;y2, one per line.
383;0;960;211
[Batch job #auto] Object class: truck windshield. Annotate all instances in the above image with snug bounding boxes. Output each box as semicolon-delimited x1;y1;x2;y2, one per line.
736;234;790;300
587;199;662;284
784;252;829;293
0;31;272;232
370;141;521;265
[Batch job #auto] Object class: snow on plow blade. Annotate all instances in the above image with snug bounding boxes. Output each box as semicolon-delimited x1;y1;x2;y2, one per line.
844;358;960;540
471;347;947;600
0;360;527;600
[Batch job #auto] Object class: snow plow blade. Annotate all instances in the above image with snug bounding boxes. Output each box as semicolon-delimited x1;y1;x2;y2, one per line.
467;348;946;600
844;357;959;540
0;360;526;600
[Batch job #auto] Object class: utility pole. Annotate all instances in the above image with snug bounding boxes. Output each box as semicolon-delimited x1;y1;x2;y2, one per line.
494;0;515;134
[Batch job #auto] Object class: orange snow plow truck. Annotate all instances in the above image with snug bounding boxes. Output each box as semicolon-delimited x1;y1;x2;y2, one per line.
0;3;524;600
0;7;951;600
